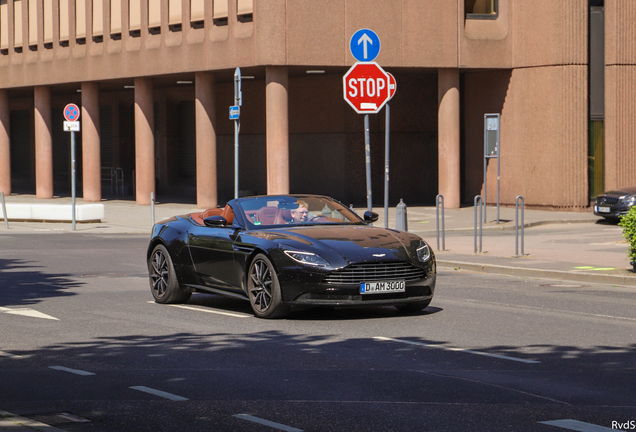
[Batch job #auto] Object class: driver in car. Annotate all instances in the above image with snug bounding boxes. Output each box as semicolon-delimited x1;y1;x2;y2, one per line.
290;200;310;222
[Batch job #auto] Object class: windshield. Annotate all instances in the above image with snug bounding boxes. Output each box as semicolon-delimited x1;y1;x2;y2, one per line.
237;196;363;229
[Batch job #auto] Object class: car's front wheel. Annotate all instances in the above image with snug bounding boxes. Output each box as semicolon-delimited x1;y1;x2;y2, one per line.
247;254;289;319
148;244;192;304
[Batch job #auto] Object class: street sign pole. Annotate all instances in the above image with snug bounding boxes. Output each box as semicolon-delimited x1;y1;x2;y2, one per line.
233;67;242;199
364;115;372;213
384;103;390;228
63;103;80;231
71;130;76;231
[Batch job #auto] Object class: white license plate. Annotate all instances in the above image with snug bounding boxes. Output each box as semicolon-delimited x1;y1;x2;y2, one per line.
598;206;610;213
360;280;405;294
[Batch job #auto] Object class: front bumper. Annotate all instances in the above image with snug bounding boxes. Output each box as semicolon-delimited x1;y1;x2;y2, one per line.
277;264;436;307
594;204;631;219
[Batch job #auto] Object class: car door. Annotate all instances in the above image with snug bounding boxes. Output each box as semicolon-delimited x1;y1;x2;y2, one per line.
188;225;243;293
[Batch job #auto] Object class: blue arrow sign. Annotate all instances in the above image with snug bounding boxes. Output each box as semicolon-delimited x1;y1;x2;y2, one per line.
350;29;381;62
229;105;240;120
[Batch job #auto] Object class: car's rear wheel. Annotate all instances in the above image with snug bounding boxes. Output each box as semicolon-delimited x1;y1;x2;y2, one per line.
395;299;431;313
248;254;289;319
148;244;191;304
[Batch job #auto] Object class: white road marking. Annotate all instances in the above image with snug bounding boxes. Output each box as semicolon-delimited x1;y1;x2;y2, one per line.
49;366;95;376
0;351;22;358
130;386;189;401
0;306;59;320
538;419;616;431
374;336;540;364
148;301;251;318
234;414;303;432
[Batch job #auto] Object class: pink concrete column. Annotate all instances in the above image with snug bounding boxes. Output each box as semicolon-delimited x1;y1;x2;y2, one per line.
34;86;53;199
82;82;101;202
134;77;155;205
266;66;289;195
0;90;10;195
438;68;461;208
195;72;218;209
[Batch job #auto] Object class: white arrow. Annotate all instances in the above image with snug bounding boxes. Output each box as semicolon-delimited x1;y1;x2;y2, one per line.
357;33;373;59
0;306;59;321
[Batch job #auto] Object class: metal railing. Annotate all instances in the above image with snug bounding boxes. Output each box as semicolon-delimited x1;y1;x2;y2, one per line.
474;195;483;254
436;194;445;251
515;195;525;257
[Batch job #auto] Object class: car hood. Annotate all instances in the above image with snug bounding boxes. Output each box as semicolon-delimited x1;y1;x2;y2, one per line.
600;185;636;197
251;225;422;267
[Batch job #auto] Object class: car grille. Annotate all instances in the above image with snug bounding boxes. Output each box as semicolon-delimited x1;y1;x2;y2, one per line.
324;262;425;285
596;196;619;208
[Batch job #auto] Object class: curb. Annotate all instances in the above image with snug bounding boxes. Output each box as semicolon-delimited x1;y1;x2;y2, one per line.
437;260;636;287
411;219;598;234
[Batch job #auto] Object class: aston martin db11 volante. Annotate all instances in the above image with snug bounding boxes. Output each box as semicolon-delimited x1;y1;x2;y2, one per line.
147;195;436;318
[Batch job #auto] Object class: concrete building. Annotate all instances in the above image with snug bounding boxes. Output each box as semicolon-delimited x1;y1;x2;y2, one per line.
0;0;631;210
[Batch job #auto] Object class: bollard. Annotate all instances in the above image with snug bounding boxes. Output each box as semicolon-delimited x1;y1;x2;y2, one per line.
1;192;8;229
515;195;525;257
436;194;445;251
474;195;483;254
151;192;155;227
396;199;408;231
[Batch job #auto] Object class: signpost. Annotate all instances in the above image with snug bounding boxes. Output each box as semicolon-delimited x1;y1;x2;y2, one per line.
343;29;396;222
231;67;242;199
63;103;80;230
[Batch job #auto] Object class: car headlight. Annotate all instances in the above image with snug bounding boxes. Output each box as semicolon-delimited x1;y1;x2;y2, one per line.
623;195;636;206
416;241;431;262
284;250;329;267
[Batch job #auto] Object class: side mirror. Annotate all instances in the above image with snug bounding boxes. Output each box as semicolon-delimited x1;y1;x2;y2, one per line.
363;211;379;223
204;215;228;227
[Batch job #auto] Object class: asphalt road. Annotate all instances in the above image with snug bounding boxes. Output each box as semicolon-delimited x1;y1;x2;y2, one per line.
1;234;635;432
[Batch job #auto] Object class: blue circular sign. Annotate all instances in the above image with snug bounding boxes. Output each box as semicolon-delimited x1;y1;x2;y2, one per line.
349;29;381;62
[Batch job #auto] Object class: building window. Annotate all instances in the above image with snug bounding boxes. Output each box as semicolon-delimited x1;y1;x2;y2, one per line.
465;0;498;19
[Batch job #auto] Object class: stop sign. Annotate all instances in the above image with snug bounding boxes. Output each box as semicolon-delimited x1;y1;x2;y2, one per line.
343;62;391;114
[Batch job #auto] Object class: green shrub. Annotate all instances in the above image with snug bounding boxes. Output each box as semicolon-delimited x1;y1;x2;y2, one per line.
618;206;636;264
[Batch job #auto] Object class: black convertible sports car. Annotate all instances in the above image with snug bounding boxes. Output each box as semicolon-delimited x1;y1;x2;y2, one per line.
147;195;436;318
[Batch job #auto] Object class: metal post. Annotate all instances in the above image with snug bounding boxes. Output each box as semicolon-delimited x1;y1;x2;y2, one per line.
364;114;372;213
151;192;155;226
515;195;525;257
396;199;407;231
497;145;501;223
1;192;8;229
234;67;242;199
71;131;76;231
436;194;445;251
384;104;390;228
474;195;483;254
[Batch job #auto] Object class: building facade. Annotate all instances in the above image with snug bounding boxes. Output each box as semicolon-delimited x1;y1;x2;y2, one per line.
0;0;632;210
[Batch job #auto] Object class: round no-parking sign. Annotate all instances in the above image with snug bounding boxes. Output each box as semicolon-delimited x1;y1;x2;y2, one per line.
64;104;80;122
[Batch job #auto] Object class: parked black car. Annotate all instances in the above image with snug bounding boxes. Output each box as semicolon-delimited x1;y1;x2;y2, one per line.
594;186;636;222
147;194;436;318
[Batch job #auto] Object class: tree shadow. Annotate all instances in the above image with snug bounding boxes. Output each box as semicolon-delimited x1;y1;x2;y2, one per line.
0;258;81;307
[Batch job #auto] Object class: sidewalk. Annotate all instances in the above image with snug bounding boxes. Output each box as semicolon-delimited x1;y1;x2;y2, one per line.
0;194;633;287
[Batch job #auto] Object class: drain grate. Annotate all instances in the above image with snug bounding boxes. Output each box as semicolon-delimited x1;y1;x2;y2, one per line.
29;412;90;425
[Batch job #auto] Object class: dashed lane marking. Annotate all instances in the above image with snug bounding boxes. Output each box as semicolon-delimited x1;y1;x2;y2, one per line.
538;419;616;431
49;366;95;376
0;306;59;320
130;386;189;401
0;350;22;358
234;414;303;432
374;336;540;364
148;301;251;318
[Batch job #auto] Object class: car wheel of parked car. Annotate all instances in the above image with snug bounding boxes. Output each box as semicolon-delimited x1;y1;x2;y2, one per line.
248;254;289;319
395;300;431;313
148;244;192;304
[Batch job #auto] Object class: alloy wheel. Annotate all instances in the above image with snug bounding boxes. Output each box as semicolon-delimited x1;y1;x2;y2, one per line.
249;259;273;312
150;249;169;298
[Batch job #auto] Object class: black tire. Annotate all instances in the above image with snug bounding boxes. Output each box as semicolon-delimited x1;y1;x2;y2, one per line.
148;244;192;304
247;253;289;319
395;299;431;314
